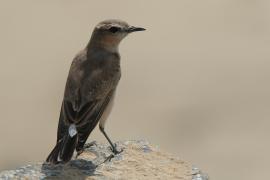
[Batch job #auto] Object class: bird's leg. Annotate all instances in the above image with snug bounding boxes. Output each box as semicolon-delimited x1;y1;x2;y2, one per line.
99;126;123;155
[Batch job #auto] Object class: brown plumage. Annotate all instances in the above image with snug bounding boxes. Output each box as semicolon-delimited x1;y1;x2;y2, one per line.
46;19;145;164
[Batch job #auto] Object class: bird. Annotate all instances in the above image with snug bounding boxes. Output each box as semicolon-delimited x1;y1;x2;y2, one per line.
46;19;145;164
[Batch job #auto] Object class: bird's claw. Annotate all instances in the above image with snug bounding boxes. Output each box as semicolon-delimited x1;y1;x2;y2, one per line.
103;154;115;163
76;141;97;158
103;147;123;163
84;141;97;148
110;143;123;155
96;144;124;165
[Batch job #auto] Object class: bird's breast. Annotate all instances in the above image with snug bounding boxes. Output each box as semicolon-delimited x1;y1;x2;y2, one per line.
81;67;121;102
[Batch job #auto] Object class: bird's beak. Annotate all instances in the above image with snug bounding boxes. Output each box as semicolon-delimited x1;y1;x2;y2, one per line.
127;26;146;33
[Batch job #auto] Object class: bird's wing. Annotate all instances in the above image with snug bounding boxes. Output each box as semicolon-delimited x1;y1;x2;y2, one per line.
75;91;114;151
63;49;88;111
56;90;114;151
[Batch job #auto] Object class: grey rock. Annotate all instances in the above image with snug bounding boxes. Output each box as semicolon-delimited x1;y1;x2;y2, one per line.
0;140;208;180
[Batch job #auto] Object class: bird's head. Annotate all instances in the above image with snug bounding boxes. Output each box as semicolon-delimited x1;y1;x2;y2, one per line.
88;19;145;52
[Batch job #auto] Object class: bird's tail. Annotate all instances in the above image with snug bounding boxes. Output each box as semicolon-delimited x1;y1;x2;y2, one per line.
46;124;78;164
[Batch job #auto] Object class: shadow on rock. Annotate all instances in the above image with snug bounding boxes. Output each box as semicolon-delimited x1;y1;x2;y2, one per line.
41;159;97;180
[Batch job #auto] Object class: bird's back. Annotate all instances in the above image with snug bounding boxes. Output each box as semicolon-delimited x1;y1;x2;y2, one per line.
64;47;121;112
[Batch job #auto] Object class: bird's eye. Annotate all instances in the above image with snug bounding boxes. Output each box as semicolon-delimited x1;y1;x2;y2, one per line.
109;26;120;33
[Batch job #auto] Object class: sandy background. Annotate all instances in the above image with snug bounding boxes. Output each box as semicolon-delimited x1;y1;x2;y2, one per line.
0;1;270;180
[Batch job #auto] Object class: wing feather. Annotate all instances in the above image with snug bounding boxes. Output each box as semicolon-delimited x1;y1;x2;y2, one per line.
56;91;114;152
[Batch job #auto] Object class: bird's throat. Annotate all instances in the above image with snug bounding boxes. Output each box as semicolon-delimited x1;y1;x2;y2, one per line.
88;33;120;53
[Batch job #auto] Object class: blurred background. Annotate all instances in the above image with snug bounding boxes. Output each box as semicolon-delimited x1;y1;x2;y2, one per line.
0;0;270;179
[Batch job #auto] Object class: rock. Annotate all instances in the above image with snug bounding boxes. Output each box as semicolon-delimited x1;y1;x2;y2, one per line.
0;140;208;180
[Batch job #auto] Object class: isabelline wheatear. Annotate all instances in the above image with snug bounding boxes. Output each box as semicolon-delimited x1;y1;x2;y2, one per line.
46;19;145;164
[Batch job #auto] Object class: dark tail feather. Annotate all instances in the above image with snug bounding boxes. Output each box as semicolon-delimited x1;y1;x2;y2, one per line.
60;132;78;163
46;140;63;164
46;125;78;164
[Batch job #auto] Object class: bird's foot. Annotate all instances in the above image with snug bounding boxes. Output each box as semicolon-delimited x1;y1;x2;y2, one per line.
102;145;123;163
102;154;115;163
102;144;123;163
76;141;97;158
110;143;123;155
84;141;97;149
97;144;124;165
103;148;123;164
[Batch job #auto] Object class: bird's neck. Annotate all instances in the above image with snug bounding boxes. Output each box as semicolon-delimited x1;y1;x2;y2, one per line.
87;32;120;53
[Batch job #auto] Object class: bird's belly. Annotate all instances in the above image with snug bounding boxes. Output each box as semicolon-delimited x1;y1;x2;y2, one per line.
99;91;116;128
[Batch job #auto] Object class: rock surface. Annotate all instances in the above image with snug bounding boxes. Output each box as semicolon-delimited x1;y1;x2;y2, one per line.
0;140;208;180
